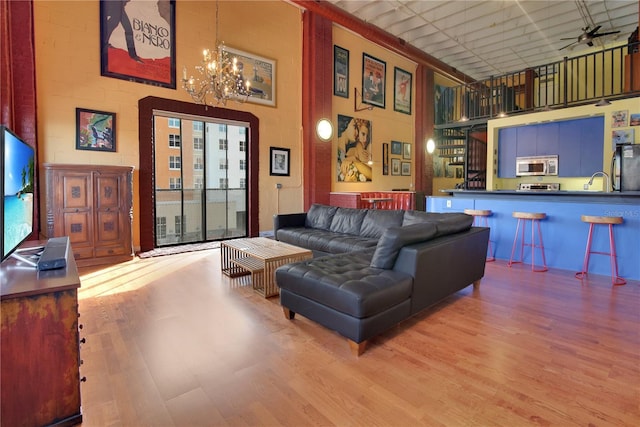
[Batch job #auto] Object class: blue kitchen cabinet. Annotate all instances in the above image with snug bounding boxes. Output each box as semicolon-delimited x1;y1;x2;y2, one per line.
516;126;538;156
536;122;559;155
498;127;517;177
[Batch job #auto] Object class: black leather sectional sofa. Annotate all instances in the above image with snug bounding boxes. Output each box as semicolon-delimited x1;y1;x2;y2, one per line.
274;204;490;356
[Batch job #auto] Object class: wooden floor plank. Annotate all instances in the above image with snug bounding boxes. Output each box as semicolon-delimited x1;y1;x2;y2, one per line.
77;249;640;426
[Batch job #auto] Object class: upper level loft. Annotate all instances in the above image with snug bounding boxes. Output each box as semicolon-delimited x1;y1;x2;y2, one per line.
436;33;640;128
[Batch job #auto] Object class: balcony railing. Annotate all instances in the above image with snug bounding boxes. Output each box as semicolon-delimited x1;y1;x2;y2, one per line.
436;41;640;127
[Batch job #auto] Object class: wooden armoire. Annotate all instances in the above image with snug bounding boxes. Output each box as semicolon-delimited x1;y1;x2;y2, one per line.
43;164;134;267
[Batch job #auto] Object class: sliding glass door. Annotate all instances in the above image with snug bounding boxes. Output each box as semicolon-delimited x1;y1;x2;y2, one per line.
153;114;248;247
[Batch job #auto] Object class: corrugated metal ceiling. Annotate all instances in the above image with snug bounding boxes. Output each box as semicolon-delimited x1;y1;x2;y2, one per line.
326;0;639;80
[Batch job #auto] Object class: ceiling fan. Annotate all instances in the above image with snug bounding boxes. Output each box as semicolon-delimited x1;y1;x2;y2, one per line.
559;25;620;50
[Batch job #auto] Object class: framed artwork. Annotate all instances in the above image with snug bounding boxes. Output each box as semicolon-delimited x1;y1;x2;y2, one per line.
224;46;276;107
334;45;349;98
270;147;290;176
612;129;634;145
394;67;412;114
336;114;372;182
391;158;401;176
362;53;386;108
611;110;628;127
382;143;389;175
403;143;411;160
76;108;116;152
401;162;411;176
630;113;640;126
391;141;402;155
100;0;176;88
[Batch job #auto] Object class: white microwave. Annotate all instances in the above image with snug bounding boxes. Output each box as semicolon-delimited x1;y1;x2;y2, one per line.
516;155;558;176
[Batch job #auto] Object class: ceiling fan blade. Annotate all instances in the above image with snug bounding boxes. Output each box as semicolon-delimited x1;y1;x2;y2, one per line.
559;41;578;50
591;30;621;38
560;37;577;40
587;25;602;36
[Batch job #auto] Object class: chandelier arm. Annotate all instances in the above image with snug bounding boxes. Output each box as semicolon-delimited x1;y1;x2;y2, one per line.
181;0;251;106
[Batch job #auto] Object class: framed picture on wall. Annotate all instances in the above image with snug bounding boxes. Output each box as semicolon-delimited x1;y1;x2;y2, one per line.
403;142;411;160
100;0;176;88
336;114;372;182
391;158;401;176
334;45;349;98
393;67;412;115
391;141;402;155
382;143;389;175
270;147;290;176
401;162;411;176
612;129;634;145
362;53;386;108
76;108;116;152
224;46;276;107
611;110;628;127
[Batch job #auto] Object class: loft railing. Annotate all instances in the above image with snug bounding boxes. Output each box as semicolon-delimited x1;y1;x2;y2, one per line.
435;41;640;126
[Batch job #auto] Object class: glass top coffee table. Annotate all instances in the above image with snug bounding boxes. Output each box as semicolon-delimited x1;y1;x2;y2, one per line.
221;237;312;298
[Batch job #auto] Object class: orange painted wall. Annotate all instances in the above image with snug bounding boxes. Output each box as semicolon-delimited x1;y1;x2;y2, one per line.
33;0;302;248
331;26;418;193
32;1;428;246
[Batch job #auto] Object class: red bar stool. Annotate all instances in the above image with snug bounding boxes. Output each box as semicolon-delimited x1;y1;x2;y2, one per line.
509;211;548;272
575;215;626;286
464;209;495;262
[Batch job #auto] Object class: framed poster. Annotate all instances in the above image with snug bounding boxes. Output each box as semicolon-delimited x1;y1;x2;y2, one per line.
382;143;389;175
224;46;276;107
612;129;634;145
394;67;412;115
362;53;386;108
76;108;116;152
401;162;411;176
391;141;402;155
403;143;411;160
391;158;401;176
337;114;372;182
611;110;628;127
334;45;349;98
270;147;290;176
100;0;176;88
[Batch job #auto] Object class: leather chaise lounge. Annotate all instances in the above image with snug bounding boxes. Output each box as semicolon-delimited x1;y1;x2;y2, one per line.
274;204;490;356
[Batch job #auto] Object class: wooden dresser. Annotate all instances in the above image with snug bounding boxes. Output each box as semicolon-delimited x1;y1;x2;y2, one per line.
1;243;83;426
43;164;134;267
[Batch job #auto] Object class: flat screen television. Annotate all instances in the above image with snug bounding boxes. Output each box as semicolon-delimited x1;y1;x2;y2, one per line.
1;125;36;262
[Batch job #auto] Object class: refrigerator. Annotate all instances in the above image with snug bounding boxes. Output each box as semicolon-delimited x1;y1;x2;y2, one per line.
611;144;640;191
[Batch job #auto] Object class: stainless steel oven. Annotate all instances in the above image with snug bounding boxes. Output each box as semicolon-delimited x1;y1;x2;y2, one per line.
516;155;558;176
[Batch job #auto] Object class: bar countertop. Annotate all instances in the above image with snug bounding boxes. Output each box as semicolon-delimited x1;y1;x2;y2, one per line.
427;191;640;280
440;189;640;203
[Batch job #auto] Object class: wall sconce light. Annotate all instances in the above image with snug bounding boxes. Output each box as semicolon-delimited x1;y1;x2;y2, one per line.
316;118;333;141
595;98;611;107
426;138;436;154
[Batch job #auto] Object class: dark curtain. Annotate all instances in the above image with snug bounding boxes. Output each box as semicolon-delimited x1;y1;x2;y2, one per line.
1;0;40;239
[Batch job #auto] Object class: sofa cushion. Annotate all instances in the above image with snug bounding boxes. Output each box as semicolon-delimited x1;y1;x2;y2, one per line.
329;207;368;235
276;251;413;318
276;227;378;254
370;223;438;269
360;209;405;239
305;204;338;230
402;211;473;235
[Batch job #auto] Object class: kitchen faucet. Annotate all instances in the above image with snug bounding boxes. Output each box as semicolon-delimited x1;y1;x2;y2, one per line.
586;171;610;192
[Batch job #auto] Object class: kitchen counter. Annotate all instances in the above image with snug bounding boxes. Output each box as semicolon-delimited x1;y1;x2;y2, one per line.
441;189;640;204
427;191;640;281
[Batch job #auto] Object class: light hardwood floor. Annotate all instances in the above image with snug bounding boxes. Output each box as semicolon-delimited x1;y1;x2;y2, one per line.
77;249;639;426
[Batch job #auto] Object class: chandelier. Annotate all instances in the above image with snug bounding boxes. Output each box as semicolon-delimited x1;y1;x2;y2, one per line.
182;1;251;106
